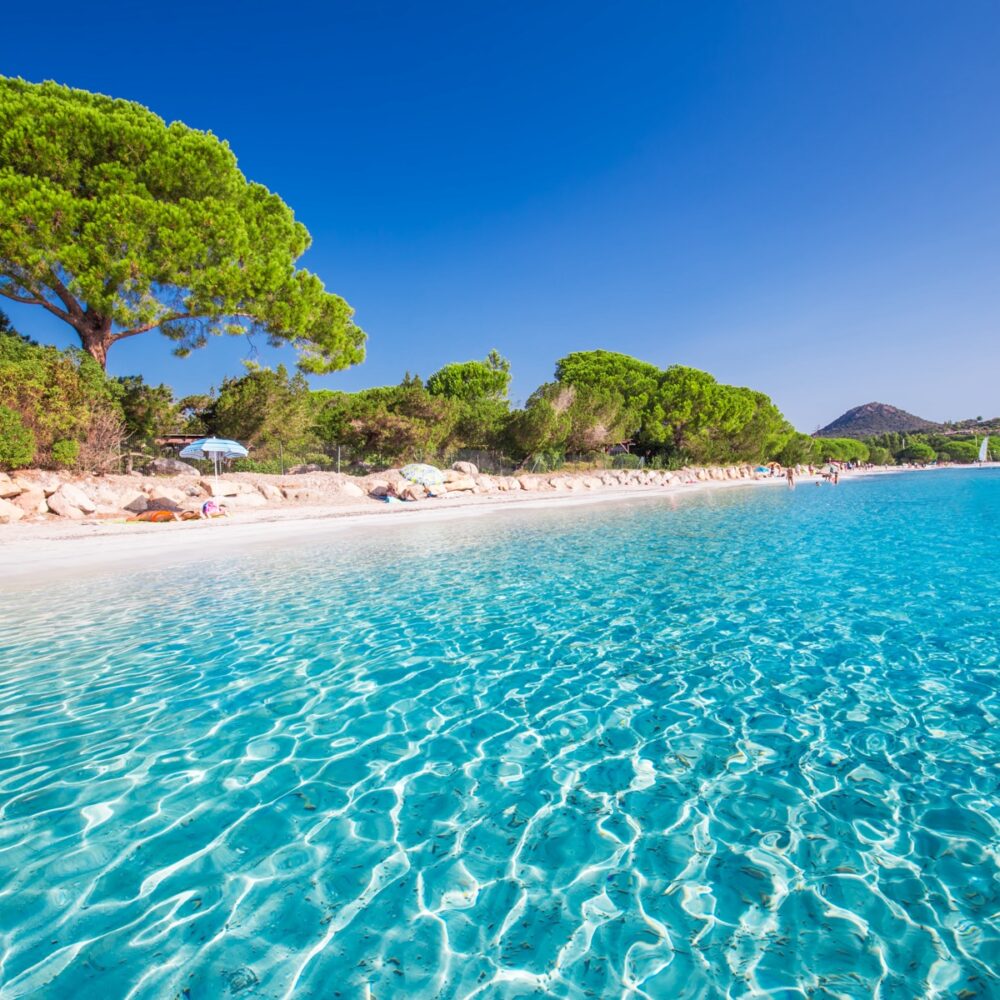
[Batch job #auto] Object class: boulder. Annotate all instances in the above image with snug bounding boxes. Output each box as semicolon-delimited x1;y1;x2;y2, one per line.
504;477;522;491
517;476;537;491
200;478;255;497
146;496;183;512
12;489;46;515
475;475;497;492
0;497;24;524
281;487;327;502
426;483;448;497
256;482;284;502
368;479;391;498
288;463;323;474
145;485;186;512
149;486;186;504
12;471;61;496
46;490;85;519
225;492;267;508
582;476;603;489
201;478;234;496
124;494;149;514
339;481;366;498
446;476;477;492
54;483;96;514
147;457;198;476
0;474;20;499
452;461;478;476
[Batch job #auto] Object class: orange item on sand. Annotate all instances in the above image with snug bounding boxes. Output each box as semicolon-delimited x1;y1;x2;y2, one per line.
128;510;178;523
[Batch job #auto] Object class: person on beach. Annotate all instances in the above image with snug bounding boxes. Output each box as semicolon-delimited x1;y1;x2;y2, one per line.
201;499;230;519
786;466;795;486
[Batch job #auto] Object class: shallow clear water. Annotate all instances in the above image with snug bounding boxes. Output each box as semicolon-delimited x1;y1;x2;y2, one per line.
1;471;998;999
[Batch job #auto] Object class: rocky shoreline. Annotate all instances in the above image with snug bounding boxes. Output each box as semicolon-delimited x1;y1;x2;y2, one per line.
0;461;784;525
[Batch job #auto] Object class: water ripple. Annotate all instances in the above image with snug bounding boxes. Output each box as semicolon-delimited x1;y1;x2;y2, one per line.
0;471;997;998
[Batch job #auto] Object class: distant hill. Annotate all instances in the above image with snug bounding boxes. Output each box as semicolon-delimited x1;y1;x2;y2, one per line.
816;402;941;438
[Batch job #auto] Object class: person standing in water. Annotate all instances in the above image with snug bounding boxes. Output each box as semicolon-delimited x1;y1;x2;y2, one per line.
786;466;795;487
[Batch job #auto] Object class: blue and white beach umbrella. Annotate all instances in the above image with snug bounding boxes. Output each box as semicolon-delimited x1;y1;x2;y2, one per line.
179;437;249;487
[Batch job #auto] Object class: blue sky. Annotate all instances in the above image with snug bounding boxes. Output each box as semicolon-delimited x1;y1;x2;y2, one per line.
4;1;999;429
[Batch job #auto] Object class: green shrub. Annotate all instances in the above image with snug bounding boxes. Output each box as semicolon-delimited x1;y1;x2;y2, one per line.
898;441;936;463
0;405;36;469
50;439;80;468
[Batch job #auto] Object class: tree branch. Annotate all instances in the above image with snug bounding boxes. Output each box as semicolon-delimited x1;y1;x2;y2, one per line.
44;268;85;320
0;283;73;324
111;313;197;342
111;310;258;342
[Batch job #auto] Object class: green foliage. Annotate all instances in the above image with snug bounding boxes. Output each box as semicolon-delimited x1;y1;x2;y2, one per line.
933;439;977;463
812;438;870;462
116;376;181;451
0;315;120;467
50;438;80;468
503;382;632;461
776;432;817;467
555;350;658;445
553;351;790;464
425;352;512;451
316;380;458;464
426;350;510;402
863;431;986;464
897;441;936;463
0;404;35;468
0;76;365;373
504;385;570;459
204;363;314;456
866;445;892;465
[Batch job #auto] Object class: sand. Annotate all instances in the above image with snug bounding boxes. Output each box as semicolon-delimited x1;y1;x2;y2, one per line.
0;467;941;588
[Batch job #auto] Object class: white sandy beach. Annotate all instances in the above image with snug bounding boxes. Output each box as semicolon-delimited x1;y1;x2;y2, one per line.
2;466;949;588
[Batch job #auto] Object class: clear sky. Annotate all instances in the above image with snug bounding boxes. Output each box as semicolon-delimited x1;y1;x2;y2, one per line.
4;1;999;430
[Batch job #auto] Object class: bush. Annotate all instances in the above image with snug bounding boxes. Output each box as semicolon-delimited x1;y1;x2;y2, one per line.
898;441;936;463
0;405;35;469
0;324;119;468
50;439;80;468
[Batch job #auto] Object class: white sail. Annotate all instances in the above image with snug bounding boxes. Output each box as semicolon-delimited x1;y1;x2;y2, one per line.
978;436;989;463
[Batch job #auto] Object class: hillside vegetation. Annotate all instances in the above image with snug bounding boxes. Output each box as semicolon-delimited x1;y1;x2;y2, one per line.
816;402;941;438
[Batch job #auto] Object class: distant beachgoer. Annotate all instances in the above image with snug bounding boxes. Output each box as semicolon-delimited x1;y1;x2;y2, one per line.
786;466;794;485
201;499;230;519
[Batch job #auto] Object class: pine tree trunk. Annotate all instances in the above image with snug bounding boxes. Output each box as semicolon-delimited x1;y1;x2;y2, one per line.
76;316;113;368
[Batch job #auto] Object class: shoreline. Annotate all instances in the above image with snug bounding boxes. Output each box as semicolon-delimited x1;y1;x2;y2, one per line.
3;465;968;588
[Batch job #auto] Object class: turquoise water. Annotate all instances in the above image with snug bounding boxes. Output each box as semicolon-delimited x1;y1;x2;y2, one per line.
1;471;998;999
